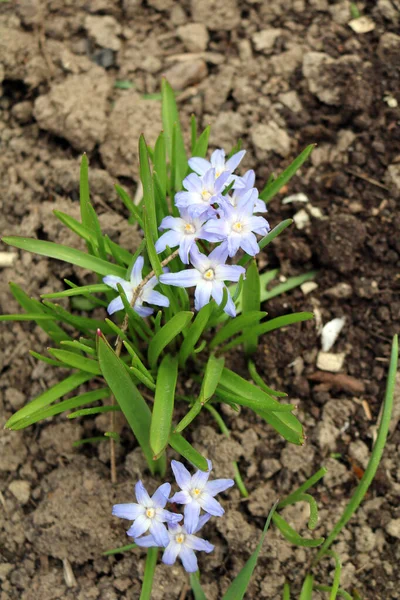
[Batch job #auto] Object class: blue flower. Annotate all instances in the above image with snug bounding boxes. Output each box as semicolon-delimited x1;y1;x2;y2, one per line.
112;481;182;547
231;169;267;213
204;193;270;258
135;514;214;573
103;256;169;316
159;244;245;317
169;459;234;534
189;148;246;184
175;168;230;219
154;209;220;264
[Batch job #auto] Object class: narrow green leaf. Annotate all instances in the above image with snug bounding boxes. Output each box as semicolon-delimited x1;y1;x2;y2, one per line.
169;433;208;471
114;184;144;229
104;431;121;442
299;574;314;600
241;259;260;355
161;78;187;188
283;582;290;600
103;542;136;556
238;219;293;267
190;114;197;152
179;303;212;367
54;210;95;245
192;126;210;158
143;210;163;277
150;355;178;457
259;145;315;203
41;283;110;299
47;349;101;375
210;311;266;350
29;350;65;367
130;367;156;390
5;372;92;429
222;501;279;600
43;301;114;334
264;271;317;301
140;548;159;600
0;313;58;321
200;355;225;404
98;337;165;475
190;573;207;600
219;312;314;353
3;237;126;277
278;467;327;509
139;135;157;240
148;311;193;370
313;586;352;600
154;132;167;195
255;407;304;445
174;401;202;434
79;154;93;230
73;436;105;447
248;360;287;397
123;341;154;381
272;513;324;547
114;80;135;89
68;405;120;419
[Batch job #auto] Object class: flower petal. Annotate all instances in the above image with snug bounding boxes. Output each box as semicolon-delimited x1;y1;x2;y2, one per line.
211;280;224;306
149;520;170;547
189;245;209;271
178;235;195;264
159;216;183;231
194;512;212;534
225;149;246;173
169;491;191;505
179;546;198;573
155;230;181;254
159;270;201;288
194;280;212;312
135;481;152;507
151;482;171;508
126;514;150;538
130;256;144;286
188;157;211;176
224;293;236;318
162;541;181;565
134;305;154;318
134;534;157;548
184;500;201;535
143;289;170;308
191;460;212;490
183;173;203;193
186;534;215;553
158;509;183;524
215;264;246;282
112;503;144;521
107;296;124;315
208;243;229;265
103;275;128;291
198;493;225;517
205;478;235;496
171;460;192;491
240;232;260;256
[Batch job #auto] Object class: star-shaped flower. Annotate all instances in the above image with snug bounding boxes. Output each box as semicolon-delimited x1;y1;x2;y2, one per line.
189;148;246;184
175;169;229;219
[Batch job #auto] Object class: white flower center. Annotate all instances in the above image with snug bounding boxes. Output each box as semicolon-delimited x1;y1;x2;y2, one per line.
146;508;155;519
203;268;215;281
232;221;243;233
201;190;212;202
190;487;202;498
175;533;185;544
184;223;196;234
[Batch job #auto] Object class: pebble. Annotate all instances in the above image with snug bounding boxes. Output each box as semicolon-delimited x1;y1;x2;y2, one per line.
252;28;283;54
316;351;345;372
321;317;346;352
8;480;31;505
163;58;207;90
348;16;376;33
386;518;400;539
301;281;318;295
324;282;353;299
293;208;310;229
250;121;291;157
177;23;209;52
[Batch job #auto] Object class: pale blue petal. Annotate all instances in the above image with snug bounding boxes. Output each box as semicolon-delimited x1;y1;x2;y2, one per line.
211;280;224;306
224;293;236;318
112;503;144;521
103;275;127;291
202;168;216;189
183;173;203;193
210;149;225;171
189;245;209;271
178;235;195;264
205;479;234;496
169;491;191;505
194;281;212;312
240;232;260;256
225;149;246;173
214;171;230;192
160;270;201;288
186;535;214;553
227;234;241;258
131;256;144;286
191;459;212;490
179;546;198;573
149;520;170;547
202;219;227;239
155;230;181;254
159;509;183;524
187;203;214;219
134;534;157;548
159;216;183;231
194;512;212;534
134;305;154;318
143;289;170;308
237;188;258;212
198;493;224;517
215;264;246;282
208;243;229;265
254;199;267;213
162;541;181;565
151;482;171;508
188;157;211;176
247;216;270;233
107;296;124;315
126;514;150;537
171;460;192;491
184;500;201;534
135;480;151;506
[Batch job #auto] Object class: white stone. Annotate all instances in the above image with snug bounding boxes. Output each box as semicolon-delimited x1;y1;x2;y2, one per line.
349;16;376;33
293;208;310;230
321;317;346;351
317;351;345;372
177;23;209;52
9;480;31;505
252;28;282;53
301;281;318;295
282;192;309;204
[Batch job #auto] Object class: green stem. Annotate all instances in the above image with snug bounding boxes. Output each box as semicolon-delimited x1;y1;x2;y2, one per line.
278;467;327;509
140;547;159;600
313;334;398;565
204;404;249;498
314;585;352;600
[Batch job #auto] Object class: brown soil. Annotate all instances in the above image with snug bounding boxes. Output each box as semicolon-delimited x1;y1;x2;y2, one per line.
1;1;400;599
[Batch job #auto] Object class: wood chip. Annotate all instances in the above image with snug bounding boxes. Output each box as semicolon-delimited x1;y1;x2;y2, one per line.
308;371;365;394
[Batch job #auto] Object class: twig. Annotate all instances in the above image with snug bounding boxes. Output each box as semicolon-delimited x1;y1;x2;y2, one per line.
345;168;389;191
109;249;180;483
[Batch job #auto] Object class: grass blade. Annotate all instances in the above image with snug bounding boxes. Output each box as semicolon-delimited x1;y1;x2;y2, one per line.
47;349;101;375
299;574;314;600
209;311;266;350
241;259;260;355
139;135;157;240
200;355;225;404
140;548;159;600
148;311;193;370
259;145;315;203
168;433;208;471
161;78;187;188
190;573;208;600
272;512;324;547
41;283;110;299
150;354;178;457
179;303;213;367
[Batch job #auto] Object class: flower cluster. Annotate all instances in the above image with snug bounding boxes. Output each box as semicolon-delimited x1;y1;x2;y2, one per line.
103;148;270;318
112;460;234;572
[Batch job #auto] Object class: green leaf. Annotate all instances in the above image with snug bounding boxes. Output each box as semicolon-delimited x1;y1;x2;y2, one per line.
272;513;324;547
148;311;193;370
192;126;210;158
209;311;267;350
241;259;260;355
238;220;293;267
68;405;120;419
139;135;157;240
248;359;287;398
47;349;102;375
222;501;279;600
150;354;178;457
278;467;327;509
153;132;167;196
41;284;110;299
143;210;163;277
103;542;136;556
168;432;208;471
0;313;59;321
130;367;156;390
140;548;159;600
53;210;95;245
98;336;165;475
5;372;93;429
42;301;114;334
218;368;295;413
264;271;317;301
190;573;208;600
179;303;213;367
283;582;290;600
174;401;202;434
200;355;225;404
219;312;314;353
259;145;315;203
123;341;153;380
161;78;187;188
9;282;69;344
299;574;314;600
29;350;65;367
3;237;126;278
114;80;135;89
79;155;93;231
255;407;304;445
114;184;144;229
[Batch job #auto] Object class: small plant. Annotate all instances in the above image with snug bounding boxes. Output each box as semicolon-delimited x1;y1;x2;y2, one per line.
1;80;397;598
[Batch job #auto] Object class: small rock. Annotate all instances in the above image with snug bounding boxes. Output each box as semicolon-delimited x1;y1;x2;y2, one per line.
191;0;241;31
251;121;291;157
282;192;308;204
177;23;209;52
5;387;26;410
293;209;310;230
278;90;303;113
324;282;353;299
349;440;370;470
386;518;400;539
8;480;31;505
92;48;116;69
321;317;346;352
377;0;399;23
85;15;122;51
316;351;345;372
147;0;174;9
301;281;318;295
348;16;376;33
261;458;281;479
163;59;207;90
384;164;400;197
252;28;283;54
11;101;33;123
377;32;400;64
0;563;14;581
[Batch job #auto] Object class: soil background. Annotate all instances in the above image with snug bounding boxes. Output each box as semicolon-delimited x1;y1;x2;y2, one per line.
1;1;400;599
